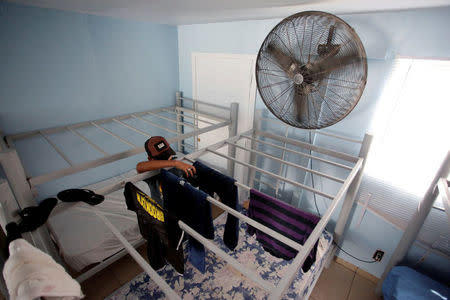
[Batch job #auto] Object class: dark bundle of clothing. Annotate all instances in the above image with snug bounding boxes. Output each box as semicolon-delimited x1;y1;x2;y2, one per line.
123;182;184;274
4;197;58;256
4;188;104;257
247;188;320;272
155;161;241;273
190;161;239;250
159;169;214;273
144;168;186;206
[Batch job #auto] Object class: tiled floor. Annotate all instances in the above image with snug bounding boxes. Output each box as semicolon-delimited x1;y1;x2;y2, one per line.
310;260;382;300
80;244;149;300
80;246;382;300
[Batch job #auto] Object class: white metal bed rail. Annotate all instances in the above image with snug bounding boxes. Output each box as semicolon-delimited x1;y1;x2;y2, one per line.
161;108;215;125
241;134;354;171
207;148;336;199
179;96;231;111
8;107;166;140
259;115;364;145
437;177;450;223
174;106;228;123
225;140;346;183
255;129;360;163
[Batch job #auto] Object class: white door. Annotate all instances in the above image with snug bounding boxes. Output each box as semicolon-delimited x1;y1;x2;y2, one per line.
192;52;256;188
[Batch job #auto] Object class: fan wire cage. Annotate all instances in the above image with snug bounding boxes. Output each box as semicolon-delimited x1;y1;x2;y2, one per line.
256;11;367;129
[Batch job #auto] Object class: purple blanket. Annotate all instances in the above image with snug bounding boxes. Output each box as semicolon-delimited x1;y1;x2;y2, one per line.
247;189;320;272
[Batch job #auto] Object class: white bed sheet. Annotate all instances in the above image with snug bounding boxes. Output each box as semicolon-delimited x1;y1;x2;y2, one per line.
47;170;145;271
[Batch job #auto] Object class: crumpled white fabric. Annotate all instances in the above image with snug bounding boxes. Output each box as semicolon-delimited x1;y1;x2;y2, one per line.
3;239;84;300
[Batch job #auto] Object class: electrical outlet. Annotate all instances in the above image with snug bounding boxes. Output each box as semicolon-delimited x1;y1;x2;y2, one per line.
373;250;384;262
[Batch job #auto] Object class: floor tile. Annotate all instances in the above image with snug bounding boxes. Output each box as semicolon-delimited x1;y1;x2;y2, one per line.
347;273;382;300
356;268;380;285
211;204;224;219
335;257;358;272
310;261;355;300
81;267;121;300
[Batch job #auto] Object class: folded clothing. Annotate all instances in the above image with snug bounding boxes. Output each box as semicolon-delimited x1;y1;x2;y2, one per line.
3;238;83;300
247;189;320;272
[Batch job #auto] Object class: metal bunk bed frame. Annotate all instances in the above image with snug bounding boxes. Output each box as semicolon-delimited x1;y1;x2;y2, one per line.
1;93;374;299
80;122;372;299
0;92;238;278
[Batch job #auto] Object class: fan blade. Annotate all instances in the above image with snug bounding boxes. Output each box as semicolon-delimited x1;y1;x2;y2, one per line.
267;43;301;77
308;53;361;82
294;85;310;124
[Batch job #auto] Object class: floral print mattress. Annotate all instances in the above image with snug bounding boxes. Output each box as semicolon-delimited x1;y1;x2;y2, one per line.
106;211;333;300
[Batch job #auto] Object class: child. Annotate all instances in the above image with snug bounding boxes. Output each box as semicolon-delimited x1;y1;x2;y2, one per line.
136;136;196;204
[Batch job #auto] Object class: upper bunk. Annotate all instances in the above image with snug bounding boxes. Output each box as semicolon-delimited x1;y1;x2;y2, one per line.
0;92;238;202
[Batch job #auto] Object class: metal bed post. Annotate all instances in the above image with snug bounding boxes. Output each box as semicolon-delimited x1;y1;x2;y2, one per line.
438;177;450;223
227;102;239;177
0;149;61;263
375;151;450;295
275;126;289;197
193;98;199;150
176;91;184;153
333;133;373;244
247;109;263;188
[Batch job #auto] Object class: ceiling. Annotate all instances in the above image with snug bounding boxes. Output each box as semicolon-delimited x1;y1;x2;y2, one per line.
8;0;450;24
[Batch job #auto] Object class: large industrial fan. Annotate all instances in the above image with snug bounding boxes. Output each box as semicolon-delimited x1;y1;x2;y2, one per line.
256;11;367;129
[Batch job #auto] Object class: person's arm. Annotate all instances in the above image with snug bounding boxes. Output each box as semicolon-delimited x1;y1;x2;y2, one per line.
136;160;196;177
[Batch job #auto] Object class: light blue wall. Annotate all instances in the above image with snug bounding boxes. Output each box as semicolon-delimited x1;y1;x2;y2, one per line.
0;3;179;199
0;3;179;134
177;7;450;282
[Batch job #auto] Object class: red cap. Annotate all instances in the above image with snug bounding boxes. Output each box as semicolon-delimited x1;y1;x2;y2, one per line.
144;136;176;160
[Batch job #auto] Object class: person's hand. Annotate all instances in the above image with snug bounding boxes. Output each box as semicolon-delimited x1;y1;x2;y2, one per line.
174;161;196;177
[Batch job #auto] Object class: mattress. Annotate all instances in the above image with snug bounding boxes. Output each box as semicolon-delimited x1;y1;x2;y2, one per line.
47;170;144;271
106;212;333;299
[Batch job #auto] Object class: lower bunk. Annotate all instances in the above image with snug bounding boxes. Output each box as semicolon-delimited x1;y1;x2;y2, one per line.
32;127;369;299
46;166;332;298
106;212;333;300
47;170;144;272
